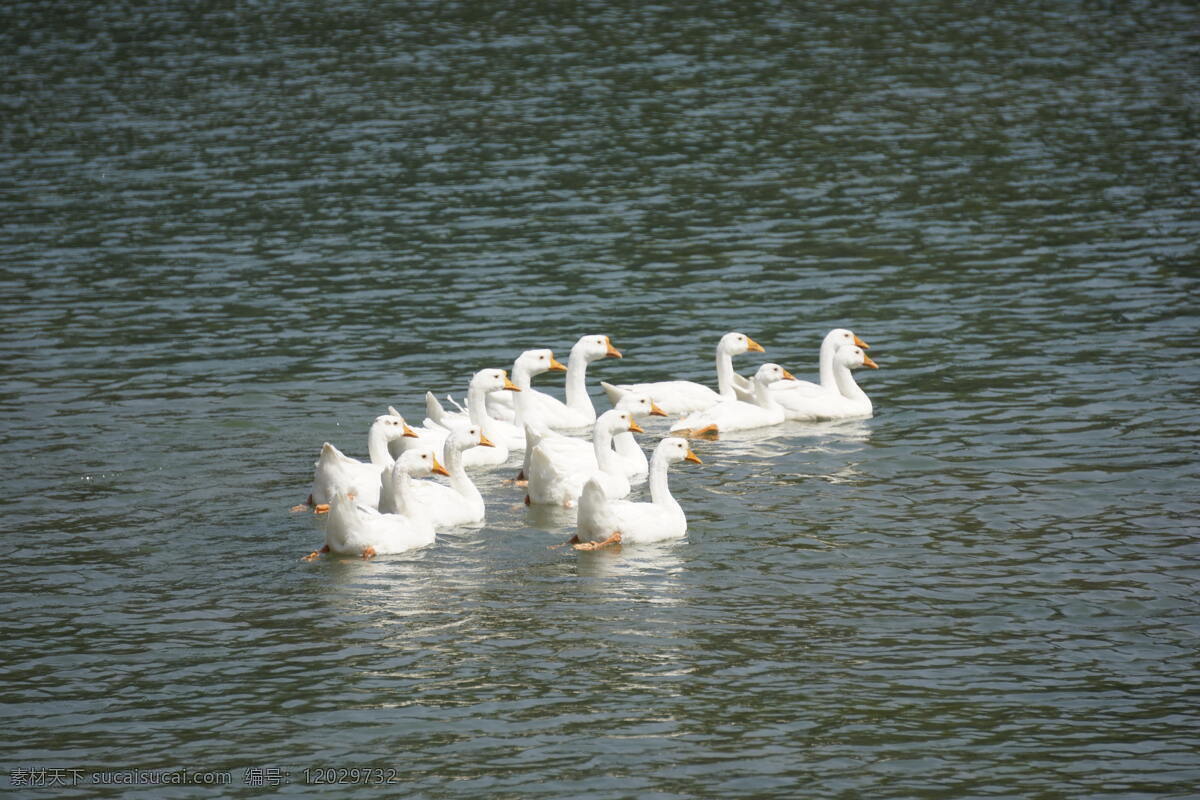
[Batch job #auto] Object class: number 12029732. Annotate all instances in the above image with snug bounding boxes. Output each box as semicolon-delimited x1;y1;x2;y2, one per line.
303;768;400;785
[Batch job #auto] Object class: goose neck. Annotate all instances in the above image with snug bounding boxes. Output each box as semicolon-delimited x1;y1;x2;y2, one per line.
753;378;782;411
564;351;596;416
611;430;642;461
387;470;412;514
511;366;534;426
366;424;395;466
466;380;491;428
818;338;839;390
715;342;737;399
444;441;483;503
647;452;682;513
834;363;870;405
592;423;622;476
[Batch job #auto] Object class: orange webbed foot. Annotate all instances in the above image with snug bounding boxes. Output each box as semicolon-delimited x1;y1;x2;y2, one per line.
573;532;622;551
302;544;329;562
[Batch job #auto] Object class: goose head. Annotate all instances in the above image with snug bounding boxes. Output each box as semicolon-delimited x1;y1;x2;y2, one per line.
471;368;521;393
824;328;870;351
570;334;623;363
397;447;450;478
448;424;496;452
614;391;667;419
719;331;766;356
373;412;419;440
513;348;567;379
754;363;797;385
597;408;644;436
657;436;703;465
835;345;879;370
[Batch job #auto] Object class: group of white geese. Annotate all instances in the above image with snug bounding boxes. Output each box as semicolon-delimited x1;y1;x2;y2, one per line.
294;329;877;559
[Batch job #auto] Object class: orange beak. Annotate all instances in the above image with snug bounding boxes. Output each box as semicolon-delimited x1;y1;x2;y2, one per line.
313;503;331;515
628;420;645;433
862;355;879;369
853;334;870;349
502;375;521;391
549;356;567;371
649;402;668;417
403;423;419;438
605;337;623;358
781;369;797;381
432;456;451;477
746;336;765;353
478;432;496;448
684;449;702;464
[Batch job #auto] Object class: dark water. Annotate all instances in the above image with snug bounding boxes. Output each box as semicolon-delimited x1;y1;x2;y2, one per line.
3;1;1199;797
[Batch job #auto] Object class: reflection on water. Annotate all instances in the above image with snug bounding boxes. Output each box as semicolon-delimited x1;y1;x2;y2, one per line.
571;542;686;583
2;0;1199;796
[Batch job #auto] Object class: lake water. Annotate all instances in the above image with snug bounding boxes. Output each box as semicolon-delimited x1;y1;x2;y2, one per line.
2;1;1198;797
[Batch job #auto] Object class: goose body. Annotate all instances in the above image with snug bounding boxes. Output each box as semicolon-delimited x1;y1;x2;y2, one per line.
772;345;878;421
573;437;702;550
754;328;869;400
602;332;764;416
306;413;418;509
671;363;797;437
316;448;446;559
526;409;642;508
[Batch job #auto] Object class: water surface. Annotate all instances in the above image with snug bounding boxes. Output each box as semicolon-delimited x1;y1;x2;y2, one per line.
2;2;1198;797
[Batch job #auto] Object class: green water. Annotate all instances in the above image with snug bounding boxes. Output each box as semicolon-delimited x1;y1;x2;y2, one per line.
2;2;1198;797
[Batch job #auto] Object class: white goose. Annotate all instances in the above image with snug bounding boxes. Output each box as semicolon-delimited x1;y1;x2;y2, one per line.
407;425;495;527
528;388;672;482
773;345;878;421
298;413;419;511
304;447;448;561
609;392;669;477
762;328;870;399
487;335;622;430
525;409;642;508
508;348;568;439
418;368;521;467
602;331;765;416
442;349;566;458
570;437;702;551
671;363;797;438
